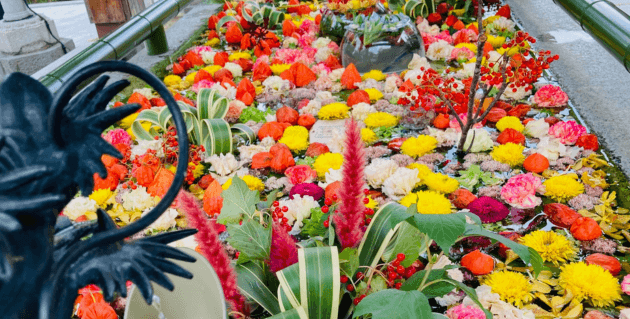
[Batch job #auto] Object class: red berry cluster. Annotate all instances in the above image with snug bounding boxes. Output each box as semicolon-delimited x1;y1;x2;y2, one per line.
121;179;138;190
383;253;421;289
271;201;292;232
161;127;206;184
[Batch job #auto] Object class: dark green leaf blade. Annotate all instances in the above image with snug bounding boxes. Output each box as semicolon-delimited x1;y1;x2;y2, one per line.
409;210;467;252
352;289;432;319
227;219;271;261
218;176;259;224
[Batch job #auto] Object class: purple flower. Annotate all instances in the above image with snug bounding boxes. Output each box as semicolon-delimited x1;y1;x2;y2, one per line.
467;196;509;223
289;183;324;200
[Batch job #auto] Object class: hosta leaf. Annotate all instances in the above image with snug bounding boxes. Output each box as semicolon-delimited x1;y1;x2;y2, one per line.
382;221;429;267
218;176;258;224
409;209;468;252
352;289;432;319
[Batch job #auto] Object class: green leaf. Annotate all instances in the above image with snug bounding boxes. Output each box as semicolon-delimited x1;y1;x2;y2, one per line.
227;219;271;261
399;268;447;292
382;221;429;267
422;280;456;298
259;190;280;210
236;261;282;315
301;208;328;237
433;313;450;319
267;307;308;319
438;278;492;319
455;165;501;190
352;289;432;319
409;210;467;252
357;203;409;272
218;176;259;224
338;248;360;277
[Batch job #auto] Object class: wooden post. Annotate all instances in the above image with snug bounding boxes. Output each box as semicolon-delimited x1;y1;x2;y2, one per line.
83;0;147;38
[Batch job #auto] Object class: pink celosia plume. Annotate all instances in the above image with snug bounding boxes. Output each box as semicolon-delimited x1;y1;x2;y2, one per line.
333;119;366;248
267;222;299;273
177;191;249;317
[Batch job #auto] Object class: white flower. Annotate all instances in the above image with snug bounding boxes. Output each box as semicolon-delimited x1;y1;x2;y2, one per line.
238;144;269;162
328;128;346;154
265;176;291;191
210;83;237;99
260;136;276;148
447;268;464;282
122;186;157;212
144;207;178;232
487;50;503;64
429;127;461;147
223;62;243;78
263;76;292;93
408;54;431;71
281;195;319;228
315;91;334;102
328;68;345;82
169;234;198;250
63;197;98;220
133;88;156;99
351;102;377;122
265;113;277;123
316;47;333;63
382;168;421;200
200;50;216;64
365;158;399;188
524;118;549;138
619;308;630;319
282;37;298;48
404;69;424;85
463;128;494;152
318;168;343;189
432;255;454;269
462;285;535;319
456;62;476;79
492;17;516;33
435;291;464;307
206;153;240;176
312;37;332;49
300;100;322;116
426;40;454;61
502;84;531;101
418;20;439;35
131;139;164;159
384;76;400;93
536;136;579;162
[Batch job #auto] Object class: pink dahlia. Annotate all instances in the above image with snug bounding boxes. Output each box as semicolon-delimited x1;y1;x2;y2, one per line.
450;47;475;62
622;274;630;295
103;128;132;146
446;304;486;319
467;196;510;223
452;28;478;45
449;113;483;132
532;84;568;108
548;120;587;145
289;183;324;201
500;173;543;209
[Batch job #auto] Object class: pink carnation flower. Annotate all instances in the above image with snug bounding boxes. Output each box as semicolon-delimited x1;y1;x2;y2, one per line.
192;79;216;93
622;274;630;295
435;30;454;44
449;113;483;132
500;173;543;209
450;47;475;62
452;28;478;45
312;63;332;77
532;84;568;108
446;304;486;319
253;55;270;69
103;128;132;146
285;165;317;185
190;45;213;54
548;120;587;145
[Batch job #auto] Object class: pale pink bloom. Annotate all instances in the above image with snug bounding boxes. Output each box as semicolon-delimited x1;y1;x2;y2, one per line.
253;55;270;69
446;304;486;319
285;165;317;185
450;47;475;62
532;84;568;108
452;28;478;45
189;45;213;54
449;113;483;132
548;120;587;145
192;79;216;93
622;274;630;295
311;63;332;77
103;128;132;146
501;173;543;209
327;41;340;54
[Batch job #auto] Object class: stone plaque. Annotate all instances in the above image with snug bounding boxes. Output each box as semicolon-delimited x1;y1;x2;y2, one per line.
309;119;347;146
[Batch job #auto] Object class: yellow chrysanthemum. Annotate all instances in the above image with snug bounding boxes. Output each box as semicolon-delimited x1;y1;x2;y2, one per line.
407;163;433;180
89;189;113;206
543;174;584;202
241;175;265;193
228;51;252;61
164;75;182;87
496;116;524;132
423;173;459;194
203;65;222;76
487;34;506;48
313;152;344;178
118;113;139;129
204;38;221;47
491;143;525;167
520;230;577;265
190;162;205;179
362;70;387;81
558;262;622;307
364;112;398;128
185;72;197;84
318;103;350;120
400;191;452;215
278;126;310;152
361;128;377;144
364;88;384;102
365;196;378;210
483;271;534;307
401;135;438;158
222;178;232;190
455;43;477;53
270;64;291;75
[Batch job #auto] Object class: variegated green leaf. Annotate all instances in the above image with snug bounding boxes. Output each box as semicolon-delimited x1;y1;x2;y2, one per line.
236;261;282;315
216;15;240;32
232;123;256;143
267;307;308;319
131;109;160;141
299;247;340;319
202;118;233;155
277;263;301;311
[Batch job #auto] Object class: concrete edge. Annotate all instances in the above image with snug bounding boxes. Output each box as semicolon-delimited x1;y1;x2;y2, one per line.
29;0;85;8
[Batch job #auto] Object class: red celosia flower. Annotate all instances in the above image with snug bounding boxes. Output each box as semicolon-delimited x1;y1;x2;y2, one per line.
467;196;509;223
334;119;366;248
178;191;249;317
268;222;299;273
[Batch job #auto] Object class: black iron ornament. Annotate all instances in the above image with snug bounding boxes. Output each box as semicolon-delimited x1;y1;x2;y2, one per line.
0;61;196;319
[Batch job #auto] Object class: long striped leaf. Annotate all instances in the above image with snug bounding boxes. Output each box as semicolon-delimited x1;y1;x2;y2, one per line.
232;123;256;143
158;102;196;134
131;109;160;141
403;0;428;19
277;263;301;311
216;15;240;32
202;118;233;155
267;307;308;319
197;88;229;119
236;261;282;315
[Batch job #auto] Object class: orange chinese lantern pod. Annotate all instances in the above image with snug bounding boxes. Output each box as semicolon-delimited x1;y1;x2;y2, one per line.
147;168;175;198
258;121;287;141
485;107;507;123
522;118;535;125
213;68;233;83
133;165;156;187
270;143;295;173
305;142;330;157
276;106;299;125
198;174;215;190
341;63;362;89
453;20;466;30
290;62;317;87
194;69;213;84
207;15;219;29
251;152;273;169
460;250;494;275
497;128;526;145
283;19;297;37
236;58;254;72
236;78;256;100
93;171;119;191
570;216;602;241
253;61;273;81
449;188;477;209
225;22;243;44
483;41;494;57
544;203;580;228
184;51;205;67
127;92;152;111
388;137;407;152
76;292;105;318
203;196;224;216
507;104;531;119
172;62;185;75
213;51;229;67
523;153;549;173
433;113;450;129
298;114;316;130
585;253;622;276
324;54;342;70
347;90;371;107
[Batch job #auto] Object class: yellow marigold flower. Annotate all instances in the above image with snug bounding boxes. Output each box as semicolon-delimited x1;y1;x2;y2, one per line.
401;135;438;158
543;174;584;202
222;178;232;190
455;43;477;53
318;102;350;120
362;69;387;81
190;162;205;179
242;175;265;193
364;88;384;102
89;189;113;206
279;126;310;152
118;113;139;129
424;173;459;194
364;112;398;129
365;196;378;210
407;163;433;180
496;116;524;132
400;191;452;215
164;75;182;87
558;262;622;307
483;15;500;26
487;34;506;48
520;230;577;265
313;152;344;178
491;143;525;167
228;51;251;61
203;65;222;76
205;38;221;47
361;128;377;145
270;64;291;75
185;72;197;84
483;271;534;307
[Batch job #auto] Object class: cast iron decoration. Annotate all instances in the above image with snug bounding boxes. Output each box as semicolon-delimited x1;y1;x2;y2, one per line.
0;61;196;319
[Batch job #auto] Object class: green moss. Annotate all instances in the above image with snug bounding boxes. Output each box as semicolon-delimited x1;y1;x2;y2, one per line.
604;162;630;210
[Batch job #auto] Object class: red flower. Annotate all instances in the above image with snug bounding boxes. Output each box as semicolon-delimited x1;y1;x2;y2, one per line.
236;78;255;101
576;134;599;151
347;90;370;107
585;253;621;275
241;33;254;50
570;216;602;241
213;69;233;82
544;203;580;228
387;137;407;152
449;188;477;209
276;106;299;125
172;63;185;75
498;232;521;258
251;152;273;169
253;61;273;81
198;174;215;189
254;40;271;57
461;250;494;275
467;196;509;223
285;165;317;185
297;114;316;130
444;15;458;27
208;15;219;29
341;63;362;89
325;181;341;204
214;52;229;67
194;69;213;84
184;50;204;67
207;30;219;40
507;104;530;119
436;2;450;14
496;4;511;18
305;142;330;157
225;22;243;44
127;92;151;111
235;58;253;72
324;55;342;70
267;222;299;273
427;12;442;25
497;128;526;145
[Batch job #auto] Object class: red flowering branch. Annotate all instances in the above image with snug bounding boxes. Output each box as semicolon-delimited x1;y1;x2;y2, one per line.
178;191;249;318
267;222;299;273
333;119;366;248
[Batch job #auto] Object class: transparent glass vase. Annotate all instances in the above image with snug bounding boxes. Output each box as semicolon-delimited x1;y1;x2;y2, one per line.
400;108;434;131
